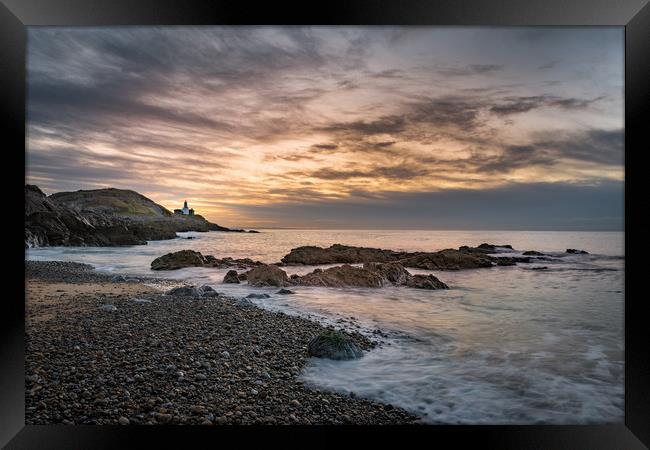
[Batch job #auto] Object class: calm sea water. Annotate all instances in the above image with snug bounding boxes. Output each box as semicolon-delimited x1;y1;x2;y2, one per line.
26;229;624;424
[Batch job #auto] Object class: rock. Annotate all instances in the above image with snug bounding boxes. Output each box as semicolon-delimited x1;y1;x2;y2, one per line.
223;270;240;284
276;288;295;295
236;298;255;307
118;416;130;425
251;389;258;395
246;264;291;287
290;399;301;407
99;304;117;312
166;286;202;297
130;298;152;304
406;274;449;289
399;249;494;270
531;266;549;270
307;330;363;360
151;250;207;270
154;413;172;424
362;262;411;285
221;351;230;358
281;243;409;265
245;293;271;299
198;284;220;297
110;274;127;282
237;272;248;281
522;251;545;256
191;405;206;414
297;264;386;288
566;249;589;254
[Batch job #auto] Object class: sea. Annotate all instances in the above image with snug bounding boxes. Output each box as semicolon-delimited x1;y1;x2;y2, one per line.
25;229;625;424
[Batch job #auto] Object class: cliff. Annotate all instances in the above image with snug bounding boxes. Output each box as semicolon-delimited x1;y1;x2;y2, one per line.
25;185;247;248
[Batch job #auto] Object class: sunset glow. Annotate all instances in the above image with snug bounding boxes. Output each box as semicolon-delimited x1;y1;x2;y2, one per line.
26;27;624;229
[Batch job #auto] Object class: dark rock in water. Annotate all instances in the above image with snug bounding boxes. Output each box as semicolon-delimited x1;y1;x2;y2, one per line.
276;288;296;295
297;264;386;288
531;266;549;270
185;236;195;240
247;230;260;233
166;286;202;297
363;262;410;285
494;256;532;266
246;264;291;287
522;251;545;256
478;243;513;250
406;274;449;290
566;249;589;254
223;270;240;284
281;243;410;265
237;272;248;281
399;249;494;271
151;250;207;270
307;331;363;360
246;293;271;299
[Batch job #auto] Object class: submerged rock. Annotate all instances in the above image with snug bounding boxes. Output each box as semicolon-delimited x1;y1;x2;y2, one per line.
246;293;271;299
307;330;363;360
522;250;545;256
276;288;296;295
223;270;240;284
246;264;291;287
566;249;589;254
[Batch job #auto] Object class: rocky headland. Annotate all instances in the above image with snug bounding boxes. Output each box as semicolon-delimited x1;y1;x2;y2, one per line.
25;185;256;248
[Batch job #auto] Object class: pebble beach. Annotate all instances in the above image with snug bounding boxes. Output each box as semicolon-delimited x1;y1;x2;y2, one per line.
25;261;420;425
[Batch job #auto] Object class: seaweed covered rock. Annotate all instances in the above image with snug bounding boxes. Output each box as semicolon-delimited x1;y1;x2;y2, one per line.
307;330;363;360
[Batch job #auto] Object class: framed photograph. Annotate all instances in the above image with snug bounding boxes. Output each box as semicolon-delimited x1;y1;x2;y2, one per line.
3;0;649;447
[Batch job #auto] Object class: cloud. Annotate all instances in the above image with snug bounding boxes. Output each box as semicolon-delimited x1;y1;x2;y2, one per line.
490;95;604;116
435;64;503;77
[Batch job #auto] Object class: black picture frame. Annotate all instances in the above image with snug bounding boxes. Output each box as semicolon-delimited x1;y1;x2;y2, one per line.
2;0;648;448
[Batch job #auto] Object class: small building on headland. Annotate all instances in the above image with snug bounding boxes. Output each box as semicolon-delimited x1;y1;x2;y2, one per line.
173;200;195;216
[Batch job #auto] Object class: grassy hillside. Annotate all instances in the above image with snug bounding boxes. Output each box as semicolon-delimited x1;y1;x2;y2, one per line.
50;188;173;217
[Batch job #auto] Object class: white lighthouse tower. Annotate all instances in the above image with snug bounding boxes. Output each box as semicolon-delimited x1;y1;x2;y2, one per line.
182;200;190;215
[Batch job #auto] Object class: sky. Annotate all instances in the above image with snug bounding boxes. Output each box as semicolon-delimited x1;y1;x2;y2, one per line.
26;27;624;230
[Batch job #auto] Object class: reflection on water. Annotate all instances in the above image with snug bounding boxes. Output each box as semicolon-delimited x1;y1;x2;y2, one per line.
26;229;624;424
